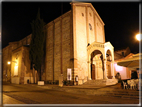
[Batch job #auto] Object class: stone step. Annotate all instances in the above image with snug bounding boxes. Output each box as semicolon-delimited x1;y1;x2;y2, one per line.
83;80;106;86
52;86;139;98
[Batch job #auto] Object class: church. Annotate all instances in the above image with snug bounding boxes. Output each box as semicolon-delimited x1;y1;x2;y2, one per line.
2;2;117;85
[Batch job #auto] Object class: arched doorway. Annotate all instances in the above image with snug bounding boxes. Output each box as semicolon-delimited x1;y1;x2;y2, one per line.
90;50;104;80
106;50;112;79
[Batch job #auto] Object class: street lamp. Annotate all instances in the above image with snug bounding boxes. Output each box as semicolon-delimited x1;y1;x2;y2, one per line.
7;61;11;65
8;61;17;64
136;33;142;41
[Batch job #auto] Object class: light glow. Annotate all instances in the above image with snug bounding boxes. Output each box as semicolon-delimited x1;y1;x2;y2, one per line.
7;61;11;64
14;65;18;76
136;34;142;41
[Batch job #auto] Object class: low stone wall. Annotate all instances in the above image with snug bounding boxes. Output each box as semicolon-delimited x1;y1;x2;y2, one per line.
11;77;20;84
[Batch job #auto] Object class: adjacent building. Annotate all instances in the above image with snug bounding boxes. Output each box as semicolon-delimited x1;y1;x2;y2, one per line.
114;47;139;80
2;35;34;84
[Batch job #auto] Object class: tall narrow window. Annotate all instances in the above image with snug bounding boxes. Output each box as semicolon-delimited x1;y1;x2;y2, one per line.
89;23;92;30
82;13;84;16
122;52;125;56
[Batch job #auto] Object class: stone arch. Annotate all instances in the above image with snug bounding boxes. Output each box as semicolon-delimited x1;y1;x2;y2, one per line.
89;50;104;80
106;49;112;61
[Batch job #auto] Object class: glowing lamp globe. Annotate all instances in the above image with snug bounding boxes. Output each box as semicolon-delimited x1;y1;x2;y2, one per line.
136;34;142;41
7;61;11;64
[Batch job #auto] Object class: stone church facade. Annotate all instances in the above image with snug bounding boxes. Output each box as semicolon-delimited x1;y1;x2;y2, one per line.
2;2;117;85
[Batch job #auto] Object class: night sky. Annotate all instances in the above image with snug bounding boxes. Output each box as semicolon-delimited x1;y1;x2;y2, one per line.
2;1;140;53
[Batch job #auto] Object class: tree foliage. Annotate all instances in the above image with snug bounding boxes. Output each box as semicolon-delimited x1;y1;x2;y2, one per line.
29;9;45;81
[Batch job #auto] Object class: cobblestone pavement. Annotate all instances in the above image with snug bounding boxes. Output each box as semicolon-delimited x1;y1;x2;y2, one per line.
3;94;24;104
2;82;141;106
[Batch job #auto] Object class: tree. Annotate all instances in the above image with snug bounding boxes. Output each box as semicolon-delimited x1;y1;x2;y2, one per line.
29;9;45;81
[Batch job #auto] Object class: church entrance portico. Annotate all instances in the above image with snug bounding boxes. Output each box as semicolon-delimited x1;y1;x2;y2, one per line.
87;41;115;81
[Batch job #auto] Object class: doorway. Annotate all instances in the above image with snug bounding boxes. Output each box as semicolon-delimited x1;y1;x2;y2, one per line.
90;50;104;80
91;64;95;80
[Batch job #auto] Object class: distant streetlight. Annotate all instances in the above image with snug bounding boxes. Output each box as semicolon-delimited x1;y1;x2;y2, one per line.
7;61;11;65
136;34;142;41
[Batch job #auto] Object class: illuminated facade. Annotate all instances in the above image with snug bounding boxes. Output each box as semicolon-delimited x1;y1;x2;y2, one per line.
45;2;117;85
2;2;117;85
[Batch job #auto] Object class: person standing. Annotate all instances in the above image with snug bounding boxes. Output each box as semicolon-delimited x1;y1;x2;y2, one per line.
75;75;78;85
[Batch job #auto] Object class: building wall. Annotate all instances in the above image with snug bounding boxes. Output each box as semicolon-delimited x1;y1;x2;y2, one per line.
2;45;12;81
45;11;73;82
54;20;61;81
22;47;33;84
11;46;33;84
46;23;54;81
87;7;95;44
114;62;131;79
95;16;105;43
75;5;88;82
11;47;22;84
72;2;105;84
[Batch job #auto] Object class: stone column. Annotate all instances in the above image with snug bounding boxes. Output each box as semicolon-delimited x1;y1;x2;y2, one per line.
112;61;115;79
87;60;91;80
104;60;108;79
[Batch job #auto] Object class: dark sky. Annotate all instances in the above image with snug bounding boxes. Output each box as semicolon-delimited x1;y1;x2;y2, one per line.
2;1;140;53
